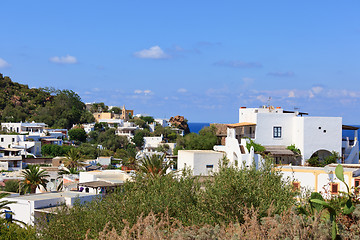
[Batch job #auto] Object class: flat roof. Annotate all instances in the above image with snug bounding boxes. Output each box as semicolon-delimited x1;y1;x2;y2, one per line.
278;165;359;173
4;191;97;201
179;150;222;154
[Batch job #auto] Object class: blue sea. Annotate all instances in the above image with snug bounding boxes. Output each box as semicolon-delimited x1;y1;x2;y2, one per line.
188;122;210;133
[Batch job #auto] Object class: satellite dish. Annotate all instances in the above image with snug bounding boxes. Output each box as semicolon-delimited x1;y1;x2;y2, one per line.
46;182;55;191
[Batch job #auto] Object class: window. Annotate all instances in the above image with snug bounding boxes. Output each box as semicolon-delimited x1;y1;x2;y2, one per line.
273;127;282;138
206;165;214;175
1;138;3;142
12;138;15;142
331;183;339;194
355;179;360;193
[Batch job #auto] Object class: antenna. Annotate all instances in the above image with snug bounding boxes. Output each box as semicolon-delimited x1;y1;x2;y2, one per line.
267;97;272;107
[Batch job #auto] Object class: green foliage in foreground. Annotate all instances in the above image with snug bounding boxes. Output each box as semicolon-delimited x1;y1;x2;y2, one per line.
0;220;37;240
38;161;296;239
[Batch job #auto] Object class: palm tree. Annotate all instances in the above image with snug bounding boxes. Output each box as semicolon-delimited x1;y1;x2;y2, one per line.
0;192;15;217
63;149;85;170
138;154;170;178
21;165;50;194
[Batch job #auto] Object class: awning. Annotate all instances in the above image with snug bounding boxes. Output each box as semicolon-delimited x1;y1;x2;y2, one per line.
264;146;295;156
79;181;123;188
226;122;256;128
342;125;359;130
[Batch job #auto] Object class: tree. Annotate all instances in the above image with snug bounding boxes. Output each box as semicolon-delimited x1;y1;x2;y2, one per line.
138;154;170;179
62;149;85;169
4;180;20;193
0;192;16;216
110;107;121;114
68;128;87;142
21;165;49;194
132;130;145;148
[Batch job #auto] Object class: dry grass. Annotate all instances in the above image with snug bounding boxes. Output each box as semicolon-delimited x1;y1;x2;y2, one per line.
85;207;343;240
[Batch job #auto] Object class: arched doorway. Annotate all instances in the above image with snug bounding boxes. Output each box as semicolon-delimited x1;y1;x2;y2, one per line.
310;149;332;161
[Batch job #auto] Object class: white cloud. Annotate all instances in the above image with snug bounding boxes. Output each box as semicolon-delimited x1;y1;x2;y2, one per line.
214;60;262;69
49;55;78;64
177;88;187;93
134;89;152;95
134;46;169;59
311;86;323;94
288;91;295;98
256;95;268;103
0;58;10;68
309;91;315;98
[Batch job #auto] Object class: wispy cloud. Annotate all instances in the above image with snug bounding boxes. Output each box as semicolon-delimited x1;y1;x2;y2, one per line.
214;60;263;69
177;88;187;93
0;58;11;68
267;71;294;77
134;46;169;59
134;89;153;95
49;55;78;64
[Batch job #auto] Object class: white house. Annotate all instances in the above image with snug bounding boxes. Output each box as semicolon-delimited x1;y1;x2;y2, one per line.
178;150;224;176
116;122;139;139
279;164;360;197
79;170;131;194
1;122;47;135
3;192;98;225
0;148;23;171
0;134;42;157
235;106;358;165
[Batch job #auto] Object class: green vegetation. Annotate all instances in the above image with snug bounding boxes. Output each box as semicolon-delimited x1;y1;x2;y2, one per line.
287;144;301;155
41;144;72;157
245;139;265;153
21;165;49;194
137;154;170;179
173;126;218;154
307;151;340;167
38;159;296;239
0;74;94;128
68;127;87;142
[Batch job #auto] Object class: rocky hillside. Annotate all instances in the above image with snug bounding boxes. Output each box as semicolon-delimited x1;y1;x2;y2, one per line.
169;115;190;134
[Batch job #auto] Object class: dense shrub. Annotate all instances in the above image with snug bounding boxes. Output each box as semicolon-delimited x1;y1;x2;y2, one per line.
39;161;296;239
41;144;72;157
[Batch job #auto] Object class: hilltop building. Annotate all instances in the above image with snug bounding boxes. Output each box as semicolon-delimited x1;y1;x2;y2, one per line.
93;105;133;122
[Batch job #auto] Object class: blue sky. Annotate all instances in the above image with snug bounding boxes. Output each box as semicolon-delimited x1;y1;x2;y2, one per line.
1;1;360;123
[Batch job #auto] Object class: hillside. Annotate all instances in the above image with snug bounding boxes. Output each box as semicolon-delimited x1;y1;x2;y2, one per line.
0;74;94;129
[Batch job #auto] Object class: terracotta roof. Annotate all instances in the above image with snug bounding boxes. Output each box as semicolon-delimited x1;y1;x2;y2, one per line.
226;122;256;128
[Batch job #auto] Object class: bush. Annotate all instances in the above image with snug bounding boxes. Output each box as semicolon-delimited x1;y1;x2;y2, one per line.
39;161;296;239
68;128;87;142
246;139;265;153
200;161;296;224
